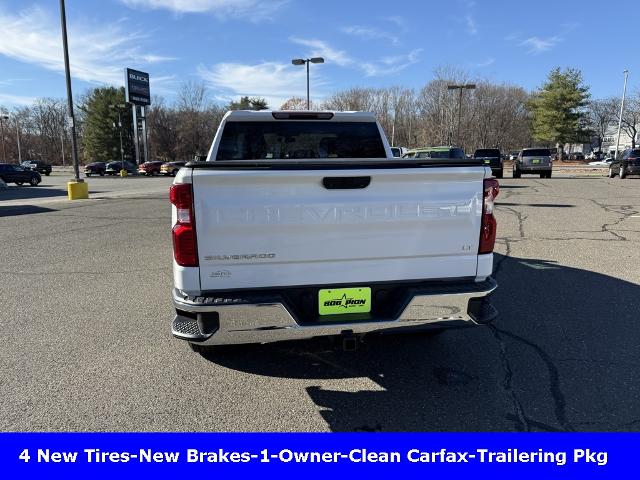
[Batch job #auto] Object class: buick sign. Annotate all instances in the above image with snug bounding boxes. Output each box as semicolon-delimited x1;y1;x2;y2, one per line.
125;68;151;106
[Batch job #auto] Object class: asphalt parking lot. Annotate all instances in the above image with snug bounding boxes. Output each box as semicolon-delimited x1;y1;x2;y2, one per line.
1;172;639;432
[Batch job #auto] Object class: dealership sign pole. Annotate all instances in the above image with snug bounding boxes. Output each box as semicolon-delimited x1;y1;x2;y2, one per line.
125;68;151;165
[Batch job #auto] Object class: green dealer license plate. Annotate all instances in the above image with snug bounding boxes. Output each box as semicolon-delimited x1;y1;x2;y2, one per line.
532;159;541;164
318;287;371;315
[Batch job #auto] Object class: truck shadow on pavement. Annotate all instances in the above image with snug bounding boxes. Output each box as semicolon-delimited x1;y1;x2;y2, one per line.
0;185;69;201
202;254;640;432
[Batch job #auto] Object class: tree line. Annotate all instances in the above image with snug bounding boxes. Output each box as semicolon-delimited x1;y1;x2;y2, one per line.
1;66;638;165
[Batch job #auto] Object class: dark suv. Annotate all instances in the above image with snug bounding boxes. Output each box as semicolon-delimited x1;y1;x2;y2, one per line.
0;163;41;186
21;160;52;176
609;148;640;179
473;148;503;178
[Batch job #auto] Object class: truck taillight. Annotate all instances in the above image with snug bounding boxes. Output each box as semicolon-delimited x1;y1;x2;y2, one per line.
170;183;198;267
479;178;499;254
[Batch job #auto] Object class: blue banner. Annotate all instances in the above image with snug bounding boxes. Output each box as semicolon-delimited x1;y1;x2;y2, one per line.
0;433;633;478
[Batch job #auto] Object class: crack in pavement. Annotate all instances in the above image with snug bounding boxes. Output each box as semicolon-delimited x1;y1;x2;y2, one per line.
496;327;573;431
496;206;526;239
589;200;638;242
486;324;529;431
492;190;573;432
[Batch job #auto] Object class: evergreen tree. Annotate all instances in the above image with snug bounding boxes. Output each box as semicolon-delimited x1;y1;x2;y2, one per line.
79;87;134;162
226;96;269;111
529;68;590;147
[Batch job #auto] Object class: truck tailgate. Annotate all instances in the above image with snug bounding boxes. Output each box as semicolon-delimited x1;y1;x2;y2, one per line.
193;166;485;290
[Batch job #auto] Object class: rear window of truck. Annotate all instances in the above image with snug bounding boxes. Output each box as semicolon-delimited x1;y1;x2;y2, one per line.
523;149;551;156
215;121;387;160
474;149;500;157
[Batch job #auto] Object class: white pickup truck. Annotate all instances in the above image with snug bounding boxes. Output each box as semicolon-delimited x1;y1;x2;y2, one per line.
170;110;499;351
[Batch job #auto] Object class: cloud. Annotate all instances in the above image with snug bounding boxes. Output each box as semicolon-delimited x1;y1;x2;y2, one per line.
0;92;37;107
361;49;422;77
384;15;406;30
118;0;285;20
342;25;400;46
519;36;561;54
0;6;175;86
289;37;353;67
472;57;495;68
197;61;316;107
465;15;477;35
289;37;421;77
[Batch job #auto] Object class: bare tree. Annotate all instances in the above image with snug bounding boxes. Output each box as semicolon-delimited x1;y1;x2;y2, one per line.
280;97;315;110
175;81;211;158
619;91;640;149
587;97;617;152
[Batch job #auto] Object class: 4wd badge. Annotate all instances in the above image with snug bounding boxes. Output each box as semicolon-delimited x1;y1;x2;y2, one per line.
318;287;371;315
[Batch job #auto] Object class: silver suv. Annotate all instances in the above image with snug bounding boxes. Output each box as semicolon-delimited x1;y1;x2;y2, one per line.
513;148;552;178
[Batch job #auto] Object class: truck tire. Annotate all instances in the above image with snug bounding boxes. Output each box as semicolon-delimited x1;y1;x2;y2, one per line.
45;172;50;176
29;177;40;186
15;181;23;186
608;167;615;178
619;166;626;179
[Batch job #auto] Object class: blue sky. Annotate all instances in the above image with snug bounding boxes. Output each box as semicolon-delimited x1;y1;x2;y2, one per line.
0;0;636;109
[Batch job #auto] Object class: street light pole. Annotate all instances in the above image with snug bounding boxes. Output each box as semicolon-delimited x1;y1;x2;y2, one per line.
615;70;629;160
447;83;476;146
15;118;22;163
60;132;65;166
0;114;7;162
59;0;80;182
292;57;324;109
109;103;127;173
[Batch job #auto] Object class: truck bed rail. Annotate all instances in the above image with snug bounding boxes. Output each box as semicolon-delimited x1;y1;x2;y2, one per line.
186;158;484;170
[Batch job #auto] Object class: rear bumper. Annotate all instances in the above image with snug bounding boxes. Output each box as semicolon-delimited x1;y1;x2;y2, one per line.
518;165;552;173
171;278;498;345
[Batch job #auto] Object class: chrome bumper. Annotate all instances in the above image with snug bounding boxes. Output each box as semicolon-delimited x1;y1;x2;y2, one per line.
171;278;498;345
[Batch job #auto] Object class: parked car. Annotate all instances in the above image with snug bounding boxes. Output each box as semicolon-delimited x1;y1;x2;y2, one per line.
160;161;187;176
138;161;164;176
390;146;408;158
608;148;640;179
569;152;585;160
0;163;41;186
21;160;52;176
84;161;106;177
403;146;465;159
473;148;503;178
508;151;519;160
513;148;553;178
105;161;137;175
170;110;498;351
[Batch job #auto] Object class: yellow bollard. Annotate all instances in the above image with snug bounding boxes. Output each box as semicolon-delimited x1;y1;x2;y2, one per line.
119;169;128;177
67;180;89;200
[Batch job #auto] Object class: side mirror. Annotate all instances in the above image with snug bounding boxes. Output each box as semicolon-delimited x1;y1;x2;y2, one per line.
194;155;207;162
